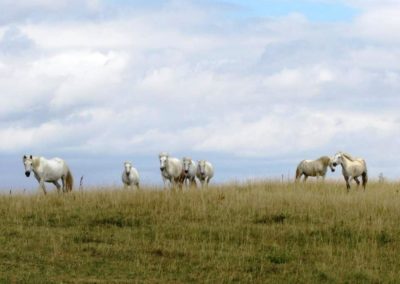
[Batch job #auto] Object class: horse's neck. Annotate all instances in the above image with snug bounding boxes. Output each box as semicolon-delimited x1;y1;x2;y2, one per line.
340;157;350;168
32;157;42;173
320;158;329;167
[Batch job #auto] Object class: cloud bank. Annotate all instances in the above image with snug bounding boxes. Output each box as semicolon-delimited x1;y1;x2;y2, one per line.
1;0;400;188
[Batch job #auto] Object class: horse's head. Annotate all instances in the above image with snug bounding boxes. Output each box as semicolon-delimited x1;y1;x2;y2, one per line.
23;155;33;177
328;158;336;172
331;152;343;167
159;152;169;171
198;160;206;177
182;157;192;175
124;161;132;174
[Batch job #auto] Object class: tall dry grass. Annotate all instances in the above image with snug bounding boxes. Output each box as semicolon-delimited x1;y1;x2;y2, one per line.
0;181;399;282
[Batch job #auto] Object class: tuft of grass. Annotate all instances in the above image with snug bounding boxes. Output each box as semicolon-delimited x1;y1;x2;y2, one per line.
0;181;400;282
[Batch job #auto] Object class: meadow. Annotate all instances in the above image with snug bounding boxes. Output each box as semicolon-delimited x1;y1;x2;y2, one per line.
0;181;399;283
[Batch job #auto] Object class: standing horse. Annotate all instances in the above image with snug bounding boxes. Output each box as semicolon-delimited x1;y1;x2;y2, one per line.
159;152;184;189
23;155;73;195
182;157;197;188
196;160;214;188
295;156;335;182
331;152;368;190
121;161;140;189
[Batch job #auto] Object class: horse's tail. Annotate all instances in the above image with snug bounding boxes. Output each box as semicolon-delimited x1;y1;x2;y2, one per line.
362;171;368;189
361;160;367;189
295;163;302;181
66;168;74;192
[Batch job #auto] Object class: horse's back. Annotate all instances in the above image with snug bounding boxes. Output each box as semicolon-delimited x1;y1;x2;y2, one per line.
297;159;325;176
348;159;367;176
45;157;66;167
38;157;69;181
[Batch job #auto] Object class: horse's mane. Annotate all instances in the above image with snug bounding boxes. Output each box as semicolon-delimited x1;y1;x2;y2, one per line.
32;156;41;169
182;157;192;161
317;156;331;164
340;152;356;161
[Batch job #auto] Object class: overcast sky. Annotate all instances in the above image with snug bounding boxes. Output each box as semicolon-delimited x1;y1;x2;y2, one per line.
1;0;400;191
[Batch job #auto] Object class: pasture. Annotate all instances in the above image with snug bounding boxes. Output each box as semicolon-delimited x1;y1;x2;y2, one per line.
0;181;399;282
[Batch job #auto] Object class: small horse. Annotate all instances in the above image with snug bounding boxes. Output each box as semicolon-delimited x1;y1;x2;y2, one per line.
196;160;214;188
159;152;184;189
295;156;335;182
23;155;73;195
332;152;368;190
121;161;140;189
182;157;197;188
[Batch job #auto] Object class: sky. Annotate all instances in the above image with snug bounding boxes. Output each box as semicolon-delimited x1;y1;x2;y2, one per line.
1;0;400;191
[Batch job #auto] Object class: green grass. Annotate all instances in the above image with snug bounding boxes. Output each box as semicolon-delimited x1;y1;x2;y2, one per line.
0;181;400;283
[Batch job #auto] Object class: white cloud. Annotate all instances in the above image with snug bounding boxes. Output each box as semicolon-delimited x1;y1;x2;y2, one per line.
1;0;400;185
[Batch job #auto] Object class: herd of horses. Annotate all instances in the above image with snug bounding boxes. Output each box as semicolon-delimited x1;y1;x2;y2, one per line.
22;151;367;195
296;152;368;190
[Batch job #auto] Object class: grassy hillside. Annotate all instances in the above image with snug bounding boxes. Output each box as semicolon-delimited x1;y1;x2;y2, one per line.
0;181;399;283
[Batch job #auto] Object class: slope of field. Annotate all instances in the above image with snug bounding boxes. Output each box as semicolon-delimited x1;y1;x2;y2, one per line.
0;181;399;283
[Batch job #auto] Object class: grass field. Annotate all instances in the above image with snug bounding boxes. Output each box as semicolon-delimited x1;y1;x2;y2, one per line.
0;181;399;283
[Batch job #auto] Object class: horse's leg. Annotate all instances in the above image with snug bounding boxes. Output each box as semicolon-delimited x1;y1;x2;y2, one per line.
53;181;62;193
162;178;167;190
354;177;360;187
183;178;187;190
205;177;210;188
344;176;350;191
295;172;302;182
39;179;47;195
61;176;67;192
191;177;196;188
303;175;308;182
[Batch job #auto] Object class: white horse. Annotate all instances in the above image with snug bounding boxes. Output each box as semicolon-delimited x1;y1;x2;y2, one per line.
159;152;184;189
23;155;73;195
196;160;214;188
182;157;197;188
331;152;368;190
295;156;335;182
121;161;140;189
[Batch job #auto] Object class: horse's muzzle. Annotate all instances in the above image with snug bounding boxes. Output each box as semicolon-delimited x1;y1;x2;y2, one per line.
25;171;30;177
160;167;165;171
184;170;188;174
331;168;335;172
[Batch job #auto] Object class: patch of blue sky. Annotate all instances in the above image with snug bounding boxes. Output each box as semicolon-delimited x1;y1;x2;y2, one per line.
223;0;358;22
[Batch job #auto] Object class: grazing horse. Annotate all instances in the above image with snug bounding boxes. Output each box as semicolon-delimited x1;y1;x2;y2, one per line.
196;160;214;188
121;161;140;189
182;157;197;188
331;152;368;191
159;152;184;189
23;155;73;195
295;156;335;182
